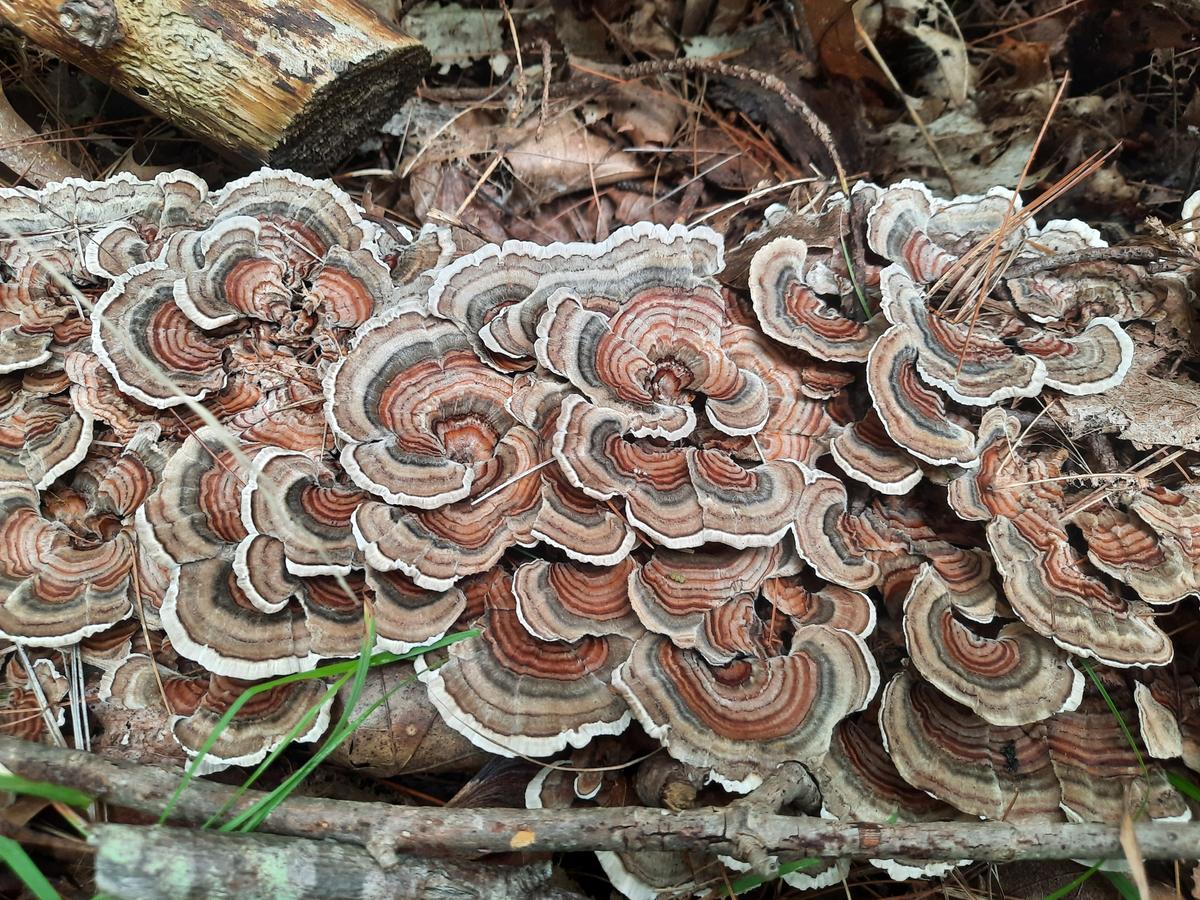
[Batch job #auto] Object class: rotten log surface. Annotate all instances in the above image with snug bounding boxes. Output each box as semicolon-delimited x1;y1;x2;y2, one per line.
0;0;429;170
91;824;585;900
4;737;1200;864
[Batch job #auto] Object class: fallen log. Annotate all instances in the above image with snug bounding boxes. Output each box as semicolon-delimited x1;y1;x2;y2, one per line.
91;825;585;900
3;736;1200;866
0;0;428;170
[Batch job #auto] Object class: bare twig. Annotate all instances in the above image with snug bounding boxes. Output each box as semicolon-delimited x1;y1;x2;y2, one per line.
92;825;584;900
4;737;1200;865
1002;244;1158;280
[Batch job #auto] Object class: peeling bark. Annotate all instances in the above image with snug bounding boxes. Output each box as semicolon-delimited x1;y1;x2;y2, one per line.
0;0;429;169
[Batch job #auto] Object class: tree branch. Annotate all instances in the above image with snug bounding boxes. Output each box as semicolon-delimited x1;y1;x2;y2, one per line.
4;737;1200;865
91;824;584;900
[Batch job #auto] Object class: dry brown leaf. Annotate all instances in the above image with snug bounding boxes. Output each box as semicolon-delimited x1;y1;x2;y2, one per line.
1120;813;1152;900
803;0;886;85
505;114;647;203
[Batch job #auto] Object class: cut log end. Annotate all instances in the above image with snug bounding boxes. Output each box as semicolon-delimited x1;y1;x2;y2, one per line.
270;43;430;169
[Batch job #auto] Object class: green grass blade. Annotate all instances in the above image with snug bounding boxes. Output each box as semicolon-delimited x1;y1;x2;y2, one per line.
840;236;871;318
1079;661;1146;773
1045;861;1103;900
158;628;478;825
223;661;426;833
1101;871;1141;900
724;858;821;895
0;836;60;900
0;775;91;808
200;674;350;829
1168;771;1200;803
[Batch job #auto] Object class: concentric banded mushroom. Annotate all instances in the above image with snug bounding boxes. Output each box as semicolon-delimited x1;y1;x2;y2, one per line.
554;396;808;550
902;565;1083;725
613;627;878;791
749;236;884;363
0;481;135;645
429;221;723;368
880;669;1063;820
865;181;1021;283
99;654;330;775
141;426;452;677
417;570;633;757
325;302;526;509
627;546;784;664
829;409;922;495
814;714;969;880
0;391;93;490
512;557;642;642
535;281;768;439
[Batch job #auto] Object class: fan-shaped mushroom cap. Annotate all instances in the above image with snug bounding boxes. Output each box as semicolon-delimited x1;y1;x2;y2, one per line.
830;409;922;495
100;654;331;775
239;447;362;580
628;546;783;664
987;514;1172;668
324;303;523;508
814;715;968;880
364;568;466;655
1134;671;1200;772
417;570;633;757
866;325;977;467
308;245;395;328
1048;689;1190;824
141;427;421;677
1183;190;1200;245
433;221;724;366
536;283;768;439
0;170;207;281
554;396;805;550
210;168;376;265
0;481;135;645
0;392;93;490
512;558;642;642
613;628;879;792
749;236;884;363
91;256;232;408
865;181;1021;282
350;424;542;591
529;465;638;566
879;265;1043;405
903;565;1082;726
791;468;881;590
762;579;876;637
720;323;843;464
171;216;290;329
1135;680;1184;762
880;670;1063;820
1012;319;1134;396
1077;505;1200;604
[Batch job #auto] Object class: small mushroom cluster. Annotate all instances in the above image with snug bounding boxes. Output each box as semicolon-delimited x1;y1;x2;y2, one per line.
2;168;1198;895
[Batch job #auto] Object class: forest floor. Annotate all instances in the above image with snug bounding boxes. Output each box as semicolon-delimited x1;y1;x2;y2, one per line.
1;0;1199;897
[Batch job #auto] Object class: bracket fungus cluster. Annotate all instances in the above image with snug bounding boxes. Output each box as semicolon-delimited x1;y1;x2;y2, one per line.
2;168;1198;896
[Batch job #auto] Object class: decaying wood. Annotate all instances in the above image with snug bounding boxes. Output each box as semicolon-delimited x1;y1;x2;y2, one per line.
0;0;429;169
5;736;1200;866
0;78;83;185
91;825;584;900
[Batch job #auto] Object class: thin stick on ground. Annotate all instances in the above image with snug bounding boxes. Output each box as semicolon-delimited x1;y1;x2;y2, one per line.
5;736;1200;866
